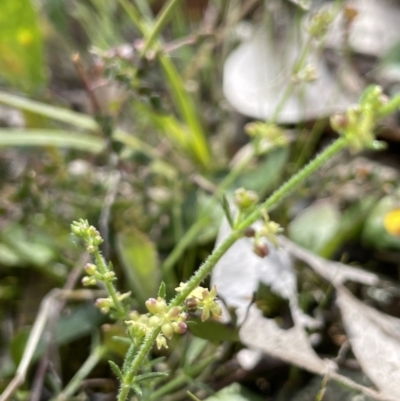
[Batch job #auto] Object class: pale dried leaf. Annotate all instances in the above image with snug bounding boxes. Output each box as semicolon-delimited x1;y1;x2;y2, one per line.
325;0;400;57
223;28;354;123
239;305;331;374
337;287;400;398
281;237;380;287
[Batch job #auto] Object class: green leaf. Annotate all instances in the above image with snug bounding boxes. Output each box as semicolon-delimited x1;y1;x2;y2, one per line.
0;0;46;90
41;304;105;354
158;281;166;299
184;337;209;367
10;304;105;367
10;327;30;367
187;317;239;343
109;360;123;380
1;224;55;268
159;55;211;168
135;372;169;382
319;197;376;258
221;194;234;228
0;129;104;152
116;227;160;303
122;343;137;374
288;201;341;255
0;243;21;266
130;383;142;396
136;102;208;167
0;92;177;174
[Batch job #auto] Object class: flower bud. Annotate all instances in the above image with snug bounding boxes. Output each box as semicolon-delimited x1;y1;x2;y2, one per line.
82;276;97;286
148;315;161;327
87;245;96;253
330;114;348;133
145;298;158;314
185;297;199;311
253;240;270;258
244;227;256;237
162;323;174;339
155;297;167;314
234;188;259;210
85;263;97;275
129;310;140;320
173;321;187;335
103;271;116;281
167;306;181;319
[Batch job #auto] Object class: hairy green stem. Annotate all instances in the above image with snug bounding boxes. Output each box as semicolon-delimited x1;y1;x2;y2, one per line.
93;250;125;318
171;137;347;306
118;328;161;401
239;137;348;230
116;137;347;401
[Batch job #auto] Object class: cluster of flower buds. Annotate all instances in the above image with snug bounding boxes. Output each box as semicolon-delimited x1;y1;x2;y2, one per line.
245;122;288;154
96;292;131;314
82;262;116;287
125;284;222;349
331;85;388;152
291;64;318;84
233;188;283;257
234;187;259;212
126;297;188;349
307;9;334;39
71;219;103;253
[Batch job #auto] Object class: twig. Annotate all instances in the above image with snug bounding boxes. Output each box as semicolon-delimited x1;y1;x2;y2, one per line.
29;255;89;401
0;289;102;401
72;53;102;115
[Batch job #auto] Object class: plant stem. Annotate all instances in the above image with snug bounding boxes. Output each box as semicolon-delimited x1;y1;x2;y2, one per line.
170;230;242;307
93;250;125;318
118;328;161;401
117;137;347;401
170;137;347;306
239;137;348;230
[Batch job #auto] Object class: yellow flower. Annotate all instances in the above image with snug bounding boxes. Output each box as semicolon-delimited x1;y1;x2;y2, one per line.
384;209;400;236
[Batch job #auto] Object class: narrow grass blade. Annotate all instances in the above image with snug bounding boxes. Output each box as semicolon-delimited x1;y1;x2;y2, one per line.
0;91;98;131
0;129;104;152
